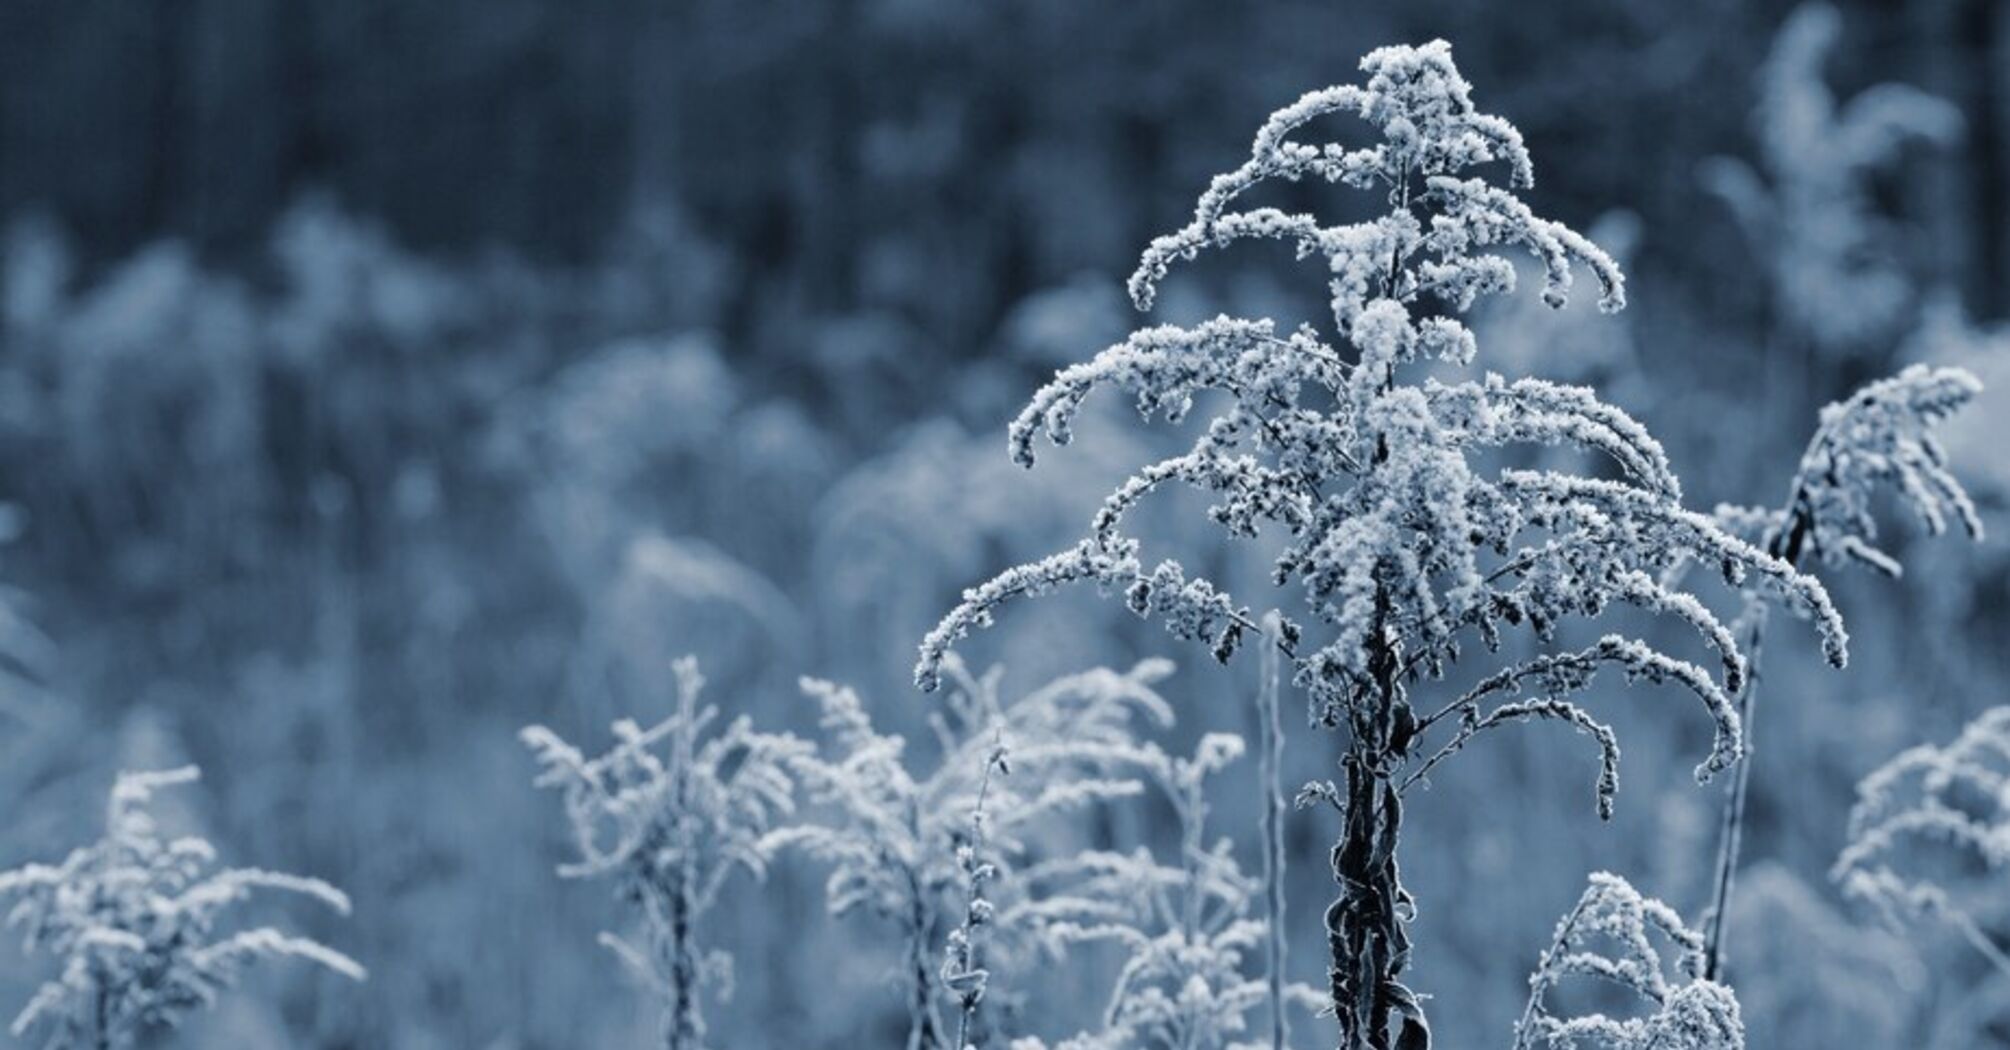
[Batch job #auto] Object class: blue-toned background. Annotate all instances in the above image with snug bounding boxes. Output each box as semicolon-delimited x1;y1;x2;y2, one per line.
0;2;2006;1046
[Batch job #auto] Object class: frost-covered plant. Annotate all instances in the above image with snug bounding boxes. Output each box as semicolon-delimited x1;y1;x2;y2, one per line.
771;657;1172;1050
1832;707;2010;978
943;728;1010;1050
1700;2;1962;359
0;766;363;1049
1714;364;1982;577
1027;733;1322;1050
1912;298;2010;503
917;39;1844;1049
1514;872;1742;1050
520;657;806;1050
1699;363;1980;976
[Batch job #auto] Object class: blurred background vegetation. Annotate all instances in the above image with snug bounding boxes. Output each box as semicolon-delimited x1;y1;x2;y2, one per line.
0;1;2006;1046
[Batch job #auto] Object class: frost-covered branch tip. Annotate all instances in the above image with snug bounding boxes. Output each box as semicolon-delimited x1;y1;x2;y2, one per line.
1766;364;1983;576
1515;873;1743;1050
1126;40;1622;323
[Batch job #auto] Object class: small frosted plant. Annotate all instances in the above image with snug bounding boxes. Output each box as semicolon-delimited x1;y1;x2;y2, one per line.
1701;1;1962;359
1699;363;1980;976
1514;872;1743;1050
0;766;363;1050
1712;364;1982;577
771;656;1172;1050
942;728;1009;1050
521;657;806;1050
917;39;1845;1049
1832;707;2010;978
1027;733;1323;1050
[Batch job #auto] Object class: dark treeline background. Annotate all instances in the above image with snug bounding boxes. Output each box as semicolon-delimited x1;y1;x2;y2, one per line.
4;1;2006;352
2;2;2009;1048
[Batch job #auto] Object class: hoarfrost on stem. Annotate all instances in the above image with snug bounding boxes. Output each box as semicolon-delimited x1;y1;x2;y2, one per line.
1714;363;1983;578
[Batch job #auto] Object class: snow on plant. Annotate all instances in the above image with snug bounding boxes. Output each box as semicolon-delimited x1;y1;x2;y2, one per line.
1514;872;1743;1050
1832;707;2010;979
1473;211;1643;389
520;656;807;1050
770;656;1173;1050
1910;298;2010;504
1700;1;1962;359
0;766;363;1049
1697;363;1980;977
916;38;1845;1049
1023;732;1324;1050
1713;364;1982;577
942;727;1010;1050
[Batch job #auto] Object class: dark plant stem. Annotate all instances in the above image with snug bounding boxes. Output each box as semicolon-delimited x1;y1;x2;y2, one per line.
1259;613;1289;1050
1701;508;1805;981
663;682;703;1050
668;877;700;1049
1326;758;1404;1050
1325;588;1422;1050
94;972;112;1050
1701;605;1766;982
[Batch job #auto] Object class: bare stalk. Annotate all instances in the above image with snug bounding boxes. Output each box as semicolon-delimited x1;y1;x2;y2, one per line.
1512;892;1593;1050
1258;612;1289;1050
1702;509;1805;980
1701;604;1765;982
948;728;1007;1050
668;673;703;1050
